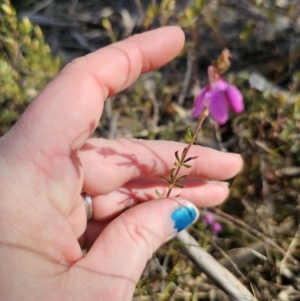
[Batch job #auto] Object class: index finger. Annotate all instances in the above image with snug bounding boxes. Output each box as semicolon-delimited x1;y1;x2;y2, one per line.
10;27;185;154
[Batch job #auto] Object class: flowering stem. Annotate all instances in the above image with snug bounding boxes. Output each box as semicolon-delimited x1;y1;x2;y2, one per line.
165;107;209;198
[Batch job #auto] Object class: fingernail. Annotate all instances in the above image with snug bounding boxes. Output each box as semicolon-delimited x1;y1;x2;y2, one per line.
166;202;199;239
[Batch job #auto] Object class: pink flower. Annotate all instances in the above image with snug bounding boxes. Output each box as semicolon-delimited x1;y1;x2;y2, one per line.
202;211;215;225
211;222;222;234
202;211;223;234
192;79;244;125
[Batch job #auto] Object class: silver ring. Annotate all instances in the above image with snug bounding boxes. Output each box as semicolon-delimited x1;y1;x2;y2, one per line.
83;193;93;220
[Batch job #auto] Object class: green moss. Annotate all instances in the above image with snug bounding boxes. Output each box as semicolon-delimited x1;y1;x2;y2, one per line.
280;94;300;162
0;0;61;135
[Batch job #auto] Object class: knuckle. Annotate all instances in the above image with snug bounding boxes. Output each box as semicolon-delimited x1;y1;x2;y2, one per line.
121;213;158;261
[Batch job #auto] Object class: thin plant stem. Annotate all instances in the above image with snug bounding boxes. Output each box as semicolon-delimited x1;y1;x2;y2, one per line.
166;107;209;197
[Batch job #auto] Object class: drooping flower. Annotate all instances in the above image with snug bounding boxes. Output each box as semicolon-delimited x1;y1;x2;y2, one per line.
192;66;244;124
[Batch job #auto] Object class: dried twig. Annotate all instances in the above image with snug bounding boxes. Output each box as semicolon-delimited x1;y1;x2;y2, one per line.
19;0;54;17
279;223;300;279
175;230;256;301
212;208;298;263
178;50;194;106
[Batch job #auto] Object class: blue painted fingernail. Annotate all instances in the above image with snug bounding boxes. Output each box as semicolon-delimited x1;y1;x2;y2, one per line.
166;203;199;239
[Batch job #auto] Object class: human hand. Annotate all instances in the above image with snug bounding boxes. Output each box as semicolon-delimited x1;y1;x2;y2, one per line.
0;27;243;300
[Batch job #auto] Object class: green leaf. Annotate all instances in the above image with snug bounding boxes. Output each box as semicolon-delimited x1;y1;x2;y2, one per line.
175;175;188;183
175;183;185;188
155;189;164;198
182;163;192;168
175;150;180;163
186;126;193;142
161;176;171;183
168;184;174;190
175;162;182;167
170;168;176;180
183;156;198;163
181;147;187;161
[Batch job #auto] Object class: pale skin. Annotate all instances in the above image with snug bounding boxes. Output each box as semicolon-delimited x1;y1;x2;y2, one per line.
0;27;243;300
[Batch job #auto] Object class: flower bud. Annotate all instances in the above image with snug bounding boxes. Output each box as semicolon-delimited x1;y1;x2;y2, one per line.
216;48;232;74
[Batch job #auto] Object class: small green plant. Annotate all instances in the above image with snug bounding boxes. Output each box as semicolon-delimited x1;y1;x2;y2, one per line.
0;0;61;135
157;49;244;198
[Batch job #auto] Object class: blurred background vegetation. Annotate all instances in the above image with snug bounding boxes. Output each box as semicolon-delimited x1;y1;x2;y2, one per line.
1;0;300;300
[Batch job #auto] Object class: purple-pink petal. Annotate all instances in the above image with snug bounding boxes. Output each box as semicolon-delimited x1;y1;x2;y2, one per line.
203;212;214;225
191;86;210;118
226;84;244;113
214;80;228;91
212;222;222;234
209;89;229;124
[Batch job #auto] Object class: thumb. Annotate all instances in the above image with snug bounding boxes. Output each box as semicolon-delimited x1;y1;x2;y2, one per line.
79;198;199;300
